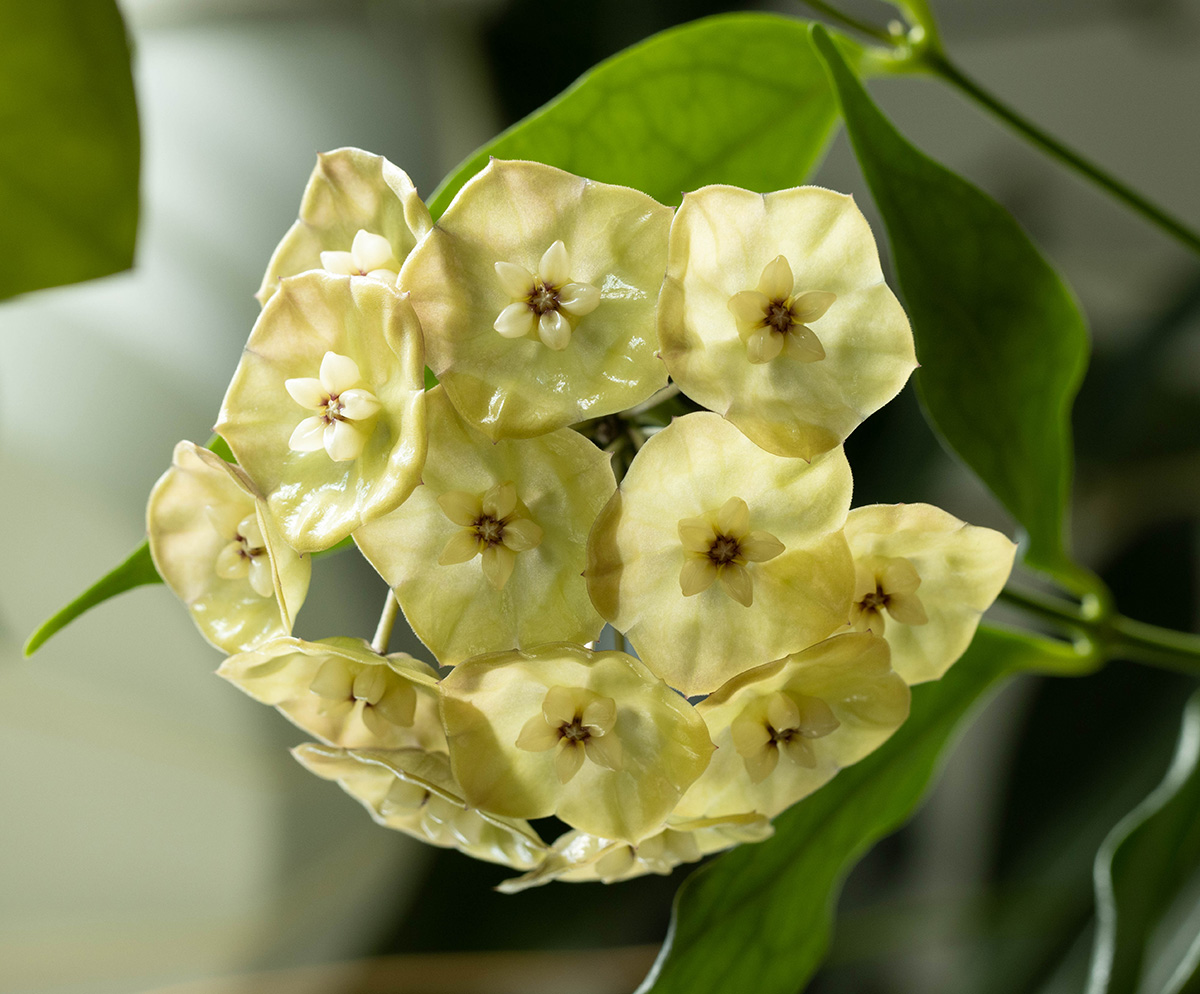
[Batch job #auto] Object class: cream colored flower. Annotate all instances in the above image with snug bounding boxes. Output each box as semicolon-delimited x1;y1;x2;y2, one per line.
587;413;855;695
659;184;916;461
285;351;382;462
354;386;612;666
678;496;785;607
215;271;426;553
440;643;713;844
493;240;601;350
147;441;309;653
727;255;835;365
257;147;431;305
515;686;622;785
436;482;543;591
676;632;910;821
319;229;401;282
399;159;672;439
845;504;1016;683
218;636;445;752
294;744;547;870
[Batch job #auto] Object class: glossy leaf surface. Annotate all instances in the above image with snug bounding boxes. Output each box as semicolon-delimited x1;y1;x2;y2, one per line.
813;26;1089;582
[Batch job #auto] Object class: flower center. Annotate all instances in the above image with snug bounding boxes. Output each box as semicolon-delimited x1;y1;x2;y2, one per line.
560;718;590;743
528;281;560;315
321;394;344;423
708;535;742;566
474;514;505;546
765;299;795;334
859;587;887;613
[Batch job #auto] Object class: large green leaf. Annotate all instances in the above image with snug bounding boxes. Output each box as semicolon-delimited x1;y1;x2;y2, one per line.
637;627;1094;994
811;26;1090;584
0;0;140;300
1088;688;1200;994
427;13;853;218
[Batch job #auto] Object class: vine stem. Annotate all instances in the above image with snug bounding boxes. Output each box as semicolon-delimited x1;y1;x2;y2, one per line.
922;53;1200;256
371;589;401;655
999;586;1200;676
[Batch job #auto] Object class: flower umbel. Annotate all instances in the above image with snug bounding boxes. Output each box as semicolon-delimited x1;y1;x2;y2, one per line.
286;350;382;462
436;482;544;590
494;240;601;350
515;685;622;784
728;255;835;364
678;496;785;607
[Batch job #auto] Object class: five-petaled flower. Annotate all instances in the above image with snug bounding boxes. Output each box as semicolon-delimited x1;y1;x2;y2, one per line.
728;255;835;365
286;351;382;462
436;481;544;590
678;496;785;607
493;240;601;350
515;685;623;784
320;229;402;282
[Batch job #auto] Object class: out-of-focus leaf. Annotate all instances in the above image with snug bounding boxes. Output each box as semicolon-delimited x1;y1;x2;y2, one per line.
1088;688;1200;994
23;543;160;656
811;26;1089;585
428;14;856;217
637;627;1094;994
0;0;140;300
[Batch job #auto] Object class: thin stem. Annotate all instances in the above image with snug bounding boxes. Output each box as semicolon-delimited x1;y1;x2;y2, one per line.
371;589;401;655
999;585;1200;676
924;52;1200;256
799;0;897;45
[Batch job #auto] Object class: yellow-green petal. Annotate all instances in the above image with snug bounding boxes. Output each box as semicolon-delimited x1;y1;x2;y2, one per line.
400;159;672;439
293;744;546;870
215;271;427;553
257;147;432;305
439;643;713;844
355;387;614;666
147;440;310;654
218;636;444;752
586;413;855;695
659;184;916;461
845;503;1017;683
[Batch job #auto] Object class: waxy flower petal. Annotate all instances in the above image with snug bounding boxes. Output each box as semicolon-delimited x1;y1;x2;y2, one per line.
257;147;432;305
147;441;310;654
440;643;713;844
293;744;547;870
400;159;672;439
354;387;614;666
845;504;1016;683
215;271;426;553
218;636;445;752
658;184;917;460
676;632;910;820
587;413;855;695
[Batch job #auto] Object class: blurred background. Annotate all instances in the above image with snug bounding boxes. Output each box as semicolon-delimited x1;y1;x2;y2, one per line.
2;0;1199;991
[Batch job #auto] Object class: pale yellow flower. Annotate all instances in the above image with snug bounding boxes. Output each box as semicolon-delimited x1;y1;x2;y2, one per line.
440;643;713;844
215;271;426;553
294;744;547;870
147;441;309;654
845;504;1016;683
587;413;855;695
257;147;431;305
659;184;916;460
399;159;672;439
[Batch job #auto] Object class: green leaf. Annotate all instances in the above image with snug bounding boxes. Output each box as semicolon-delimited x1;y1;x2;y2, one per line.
23;542;160;656
638;627;1090;994
0;0;140;300
427;13;854;218
810;26;1090;584
1088;688;1200;994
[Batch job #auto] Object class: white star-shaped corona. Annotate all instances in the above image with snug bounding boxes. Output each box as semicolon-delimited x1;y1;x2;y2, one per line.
492;240;600;350
285;351;381;462
319;229;401;283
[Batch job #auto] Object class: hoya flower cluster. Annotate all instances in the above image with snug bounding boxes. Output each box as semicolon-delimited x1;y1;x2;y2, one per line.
146;148;1016;889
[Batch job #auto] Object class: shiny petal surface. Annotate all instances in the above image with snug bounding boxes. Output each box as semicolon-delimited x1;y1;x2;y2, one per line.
401;159;671;439
218;636;443;752
586;413;855;695
146;441;311;654
494;302;536;339
216;272;427;552
537;309;571;351
284;377;326;410
288;416;327;453
437;490;482;527
495;260;534;298
557;281;600;316
258;147;432;306
319;350;362;394
659;184;917;460
440;643;714;844
757;254;794;299
845;504;1016;683
539;239;571;287
338;388;381;420
354;387;614;666
677;632;909;819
